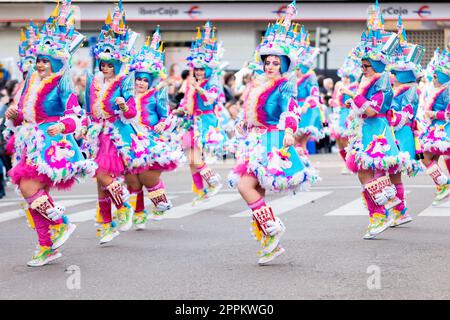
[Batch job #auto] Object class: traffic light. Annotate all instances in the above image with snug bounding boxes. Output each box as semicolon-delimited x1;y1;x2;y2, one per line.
316;27;331;54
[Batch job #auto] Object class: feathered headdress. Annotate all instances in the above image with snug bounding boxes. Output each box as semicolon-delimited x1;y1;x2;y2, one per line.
187;21;223;76
93;0;139;74
297;25;320;71
130;26;167;83
18;22;39;73
32;0;85;72
254;0;305;74
359;0;399;65
388;15;425;78
431;44;450;80
424;47;440;81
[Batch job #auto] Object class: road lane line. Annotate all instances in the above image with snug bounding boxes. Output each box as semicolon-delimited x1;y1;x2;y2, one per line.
0;199;96;223
417;200;450;216
230;191;332;218
68;196;178;222
163;194;242;219
325;198;366;216
0;201;23;210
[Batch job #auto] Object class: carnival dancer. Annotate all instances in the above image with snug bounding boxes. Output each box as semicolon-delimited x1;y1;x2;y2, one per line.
228;0;317;265
385;16;425;226
5;0;96;266
124;27;185;229
3;23;39;229
420;44;450;205
8;23;81;243
82;1;141;243
329;47;361;174
294;26;326;155
174;22;226;206
342;1;410;239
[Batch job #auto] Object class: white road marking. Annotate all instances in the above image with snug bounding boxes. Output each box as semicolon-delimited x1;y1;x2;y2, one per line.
417;200;450;217
0;199;95;223
68;196;178;222
163;194;242;219
230;192;332;218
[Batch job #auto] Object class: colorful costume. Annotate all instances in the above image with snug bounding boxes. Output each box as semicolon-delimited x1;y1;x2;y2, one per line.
420;44;450;204
125;27;185;226
346;12;406;174
177;22;226;203
345;1;408;239
82;1;140;241
295;27;326;141
330;47;362;141
421;47;450;157
131;28;184;173
229;0;318;264
382;16;426;226
179;22;227;158
228;74;315;192
330;82;358;140
387;17;425;177
329;47;362;172
389;85;422;175
7;0;94;266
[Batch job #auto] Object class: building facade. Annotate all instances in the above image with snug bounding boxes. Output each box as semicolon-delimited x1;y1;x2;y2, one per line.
0;0;449;79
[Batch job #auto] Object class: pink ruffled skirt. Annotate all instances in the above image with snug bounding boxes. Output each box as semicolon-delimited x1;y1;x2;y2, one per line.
9;158;75;190
95;133;125;177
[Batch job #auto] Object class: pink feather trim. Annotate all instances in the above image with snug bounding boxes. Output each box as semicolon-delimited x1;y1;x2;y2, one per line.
8;160;76;190
94;133;125;176
34;74;62;123
256;78;288;126
232;162;250;176
138;89;156;126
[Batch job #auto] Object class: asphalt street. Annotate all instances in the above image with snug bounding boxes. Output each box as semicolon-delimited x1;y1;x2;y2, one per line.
1;153;450;299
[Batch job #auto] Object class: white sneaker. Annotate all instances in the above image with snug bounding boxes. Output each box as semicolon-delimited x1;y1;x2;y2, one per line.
98;224;120;245
149;201;173;221
116;204;134;232
206;181;223;197
100;230;119;244
51;223;77;250
133;211;148;230
156;201;173;212
258;244;285;265
363;214;390;240
261;218;286;255
208;174;221;186
27;246;62;267
390;209;413;227
363;232;376;240
341;167;351;175
432;185;450;206
386;214;395;229
134;223;147;230
192;193;210;206
393;214;413;227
